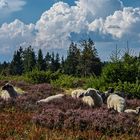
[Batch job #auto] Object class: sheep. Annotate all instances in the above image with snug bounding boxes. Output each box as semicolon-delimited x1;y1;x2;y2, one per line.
0;83;18;100
82;96;94;107
37;94;65;103
107;94;126;113
124;107;140;115
84;88;103;107
71;89;86;99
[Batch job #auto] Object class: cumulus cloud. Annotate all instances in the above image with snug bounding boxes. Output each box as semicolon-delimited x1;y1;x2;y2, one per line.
0;0;26;17
0;0;140;61
33;0;124;50
76;0;123;19
34;1;88;49
89;7;140;40
0;19;35;54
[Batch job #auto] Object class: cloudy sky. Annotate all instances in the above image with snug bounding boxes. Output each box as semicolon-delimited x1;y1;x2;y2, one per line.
0;0;140;62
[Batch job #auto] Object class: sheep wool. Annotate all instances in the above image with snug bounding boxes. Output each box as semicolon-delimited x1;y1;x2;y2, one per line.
0;90;11;101
107;94;126;113
37;94;65;103
82;96;94;107
124;107;140;115
71;89;86;99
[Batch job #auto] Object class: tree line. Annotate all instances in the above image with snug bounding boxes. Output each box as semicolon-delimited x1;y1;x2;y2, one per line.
0;38;139;84
0;39;102;77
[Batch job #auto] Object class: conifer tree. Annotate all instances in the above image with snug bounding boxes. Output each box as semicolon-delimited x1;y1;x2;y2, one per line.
37;49;46;71
10;47;23;75
23;46;36;72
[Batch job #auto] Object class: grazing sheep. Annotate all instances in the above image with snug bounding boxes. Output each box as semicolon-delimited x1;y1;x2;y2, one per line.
82;96;94;107
107;94;126;113
1;83;18;100
124;107;140;115
71;89;86;99
37;94;65;103
84;88;103;107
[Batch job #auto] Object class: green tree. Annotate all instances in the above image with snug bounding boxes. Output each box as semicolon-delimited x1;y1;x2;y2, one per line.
45;52;51;70
64;42;81;75
23;46;36;73
9;47;23;75
54;53;60;71
37;49;46;71
80;38;101;76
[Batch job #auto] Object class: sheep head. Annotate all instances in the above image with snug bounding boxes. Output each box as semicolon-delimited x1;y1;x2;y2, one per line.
136;107;140;114
84;88;97;97
2;83;14;91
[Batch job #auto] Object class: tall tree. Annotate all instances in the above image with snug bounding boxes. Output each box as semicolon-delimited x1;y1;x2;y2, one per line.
9;47;23;75
80;38;101;76
37;49;46;71
54;53;60;71
45;52;51;70
23;46;36;72
64;42;81;75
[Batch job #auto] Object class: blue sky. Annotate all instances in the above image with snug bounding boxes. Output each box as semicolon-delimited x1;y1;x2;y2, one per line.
0;0;140;62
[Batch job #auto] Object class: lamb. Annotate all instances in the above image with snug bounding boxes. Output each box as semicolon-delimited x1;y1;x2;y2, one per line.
37;94;65;103
0;83;18;100
124;107;140;115
107;94;126;113
71;89;86;99
84;88;103;107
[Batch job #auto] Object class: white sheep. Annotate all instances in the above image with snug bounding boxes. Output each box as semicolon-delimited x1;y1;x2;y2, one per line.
84;88;103;107
107;94;126;113
37;94;65;103
124;107;140;115
0;83;18;100
71;89;86;99
82;96;94;107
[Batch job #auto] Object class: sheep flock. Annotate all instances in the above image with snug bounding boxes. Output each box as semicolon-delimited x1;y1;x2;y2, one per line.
0;82;140;115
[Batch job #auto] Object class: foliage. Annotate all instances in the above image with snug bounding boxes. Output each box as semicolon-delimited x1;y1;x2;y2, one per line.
25;70;60;84
51;74;85;88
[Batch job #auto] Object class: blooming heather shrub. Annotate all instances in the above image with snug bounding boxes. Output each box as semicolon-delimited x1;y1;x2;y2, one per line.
33;104;140;135
126;99;140;109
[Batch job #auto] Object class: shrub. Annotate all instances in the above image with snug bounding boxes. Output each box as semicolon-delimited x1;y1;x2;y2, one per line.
51;75;85;88
25;70;61;84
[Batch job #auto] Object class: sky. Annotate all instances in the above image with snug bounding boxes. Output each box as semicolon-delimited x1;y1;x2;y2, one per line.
0;0;140;62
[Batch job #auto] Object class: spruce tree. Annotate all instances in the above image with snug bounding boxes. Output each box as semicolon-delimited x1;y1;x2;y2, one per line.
23;46;36;72
80;38;101;76
37;49;46;71
65;42;80;75
10;47;23;75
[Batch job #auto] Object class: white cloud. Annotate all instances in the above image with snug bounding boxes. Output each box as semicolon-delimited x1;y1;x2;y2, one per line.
34;1;88;50
76;0;123;19
89;7;140;40
0;19;35;54
0;0;140;61
0;0;26;17
34;0;124;50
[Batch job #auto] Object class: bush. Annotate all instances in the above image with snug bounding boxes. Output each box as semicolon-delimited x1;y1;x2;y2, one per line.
51;75;85;88
25;70;61;84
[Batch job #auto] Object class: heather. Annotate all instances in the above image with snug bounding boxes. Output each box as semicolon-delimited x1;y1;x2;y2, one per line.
0;81;140;139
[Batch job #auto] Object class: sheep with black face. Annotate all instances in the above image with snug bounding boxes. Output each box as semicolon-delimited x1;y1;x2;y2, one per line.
1;83;18;100
83;88;103;107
